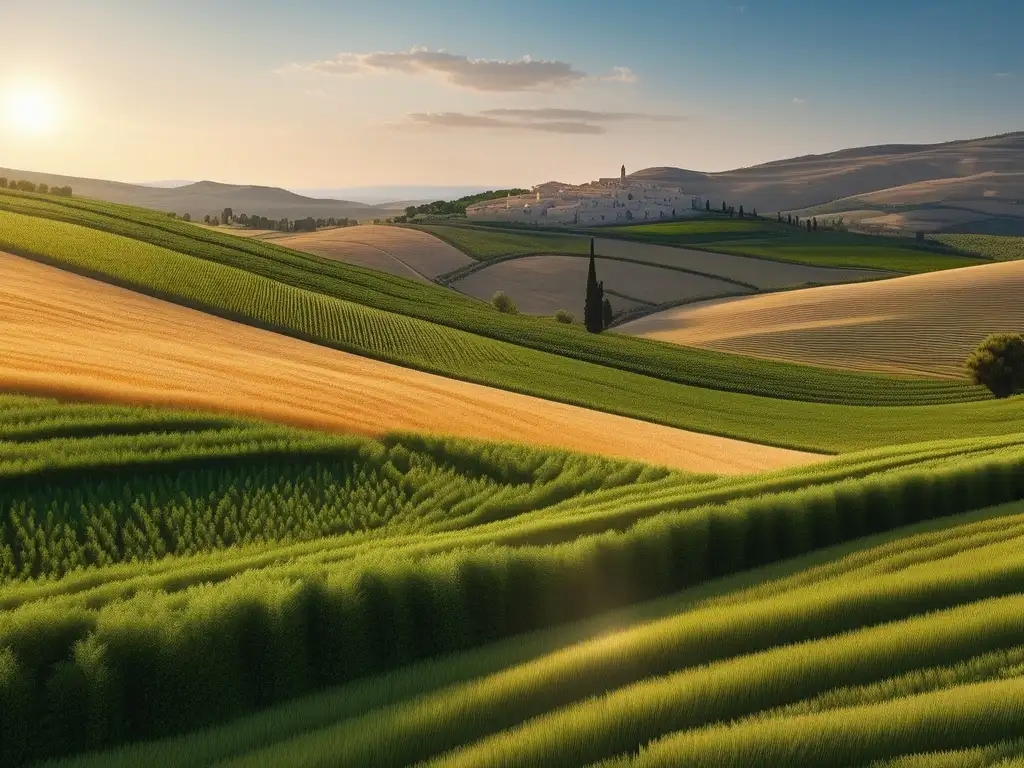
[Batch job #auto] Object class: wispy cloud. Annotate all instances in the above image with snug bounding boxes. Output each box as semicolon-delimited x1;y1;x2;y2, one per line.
791;97;807;105
398;108;686;135
602;66;638;83
403;112;604;134
480;108;683;123
992;72;1014;79
283;47;586;92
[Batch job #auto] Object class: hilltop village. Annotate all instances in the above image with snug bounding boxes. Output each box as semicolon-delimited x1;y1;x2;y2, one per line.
466;165;704;226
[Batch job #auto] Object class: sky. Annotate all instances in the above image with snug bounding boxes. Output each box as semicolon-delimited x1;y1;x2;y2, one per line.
1;0;1022;189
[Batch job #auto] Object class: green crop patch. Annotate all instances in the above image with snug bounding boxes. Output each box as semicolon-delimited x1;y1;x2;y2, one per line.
9;398;1024;767
930;233;1024;262
706;234;985;273
411;223;591;259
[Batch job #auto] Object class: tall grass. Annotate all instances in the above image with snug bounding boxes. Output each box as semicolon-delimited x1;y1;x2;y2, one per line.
6;425;1024;763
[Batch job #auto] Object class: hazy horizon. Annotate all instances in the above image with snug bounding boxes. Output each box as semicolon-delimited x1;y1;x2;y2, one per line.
3;0;1022;189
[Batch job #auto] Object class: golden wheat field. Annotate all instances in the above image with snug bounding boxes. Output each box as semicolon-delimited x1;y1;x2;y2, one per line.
619;259;1024;378
275;224;472;280
452;255;748;318
0;252;820;473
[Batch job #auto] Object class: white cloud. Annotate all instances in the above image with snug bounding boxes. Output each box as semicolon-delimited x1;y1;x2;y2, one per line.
288;47;586;92
402;112;605;134
992;72;1014;79
399;108;686;135
602;66;638;83
791;97;807;104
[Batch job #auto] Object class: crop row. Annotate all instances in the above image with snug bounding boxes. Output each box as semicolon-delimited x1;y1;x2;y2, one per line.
0;189;985;406
930;233;1024;262
5;431;1024;763
6;210;1024;453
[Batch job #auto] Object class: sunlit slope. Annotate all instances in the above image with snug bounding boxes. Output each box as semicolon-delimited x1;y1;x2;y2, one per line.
0;191;985;406
620;259;1024;378
48;499;1024;768
274;224;472;280
0;251;820;474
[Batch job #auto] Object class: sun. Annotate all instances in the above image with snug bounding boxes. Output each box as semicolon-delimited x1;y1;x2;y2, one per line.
6;86;59;136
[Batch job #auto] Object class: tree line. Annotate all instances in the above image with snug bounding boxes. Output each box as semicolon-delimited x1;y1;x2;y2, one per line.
178;207;359;232
396;188;530;222
0;177;73;196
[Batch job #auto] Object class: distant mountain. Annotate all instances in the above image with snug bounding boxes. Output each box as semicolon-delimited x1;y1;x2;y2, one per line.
292;186;503;205
0;168;400;220
135;180;196;188
631;132;1024;231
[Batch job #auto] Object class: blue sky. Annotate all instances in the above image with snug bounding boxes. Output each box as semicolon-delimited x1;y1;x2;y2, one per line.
1;0;1021;188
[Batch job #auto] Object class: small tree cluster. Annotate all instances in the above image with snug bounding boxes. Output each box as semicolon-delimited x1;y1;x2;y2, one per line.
966;333;1024;398
0;177;72;196
554;309;574;324
490;291;517;314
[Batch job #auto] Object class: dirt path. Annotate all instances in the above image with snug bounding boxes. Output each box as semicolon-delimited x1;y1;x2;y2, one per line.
0;252;823;474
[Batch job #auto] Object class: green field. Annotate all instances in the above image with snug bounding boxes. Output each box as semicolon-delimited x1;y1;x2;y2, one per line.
0;192;991;415
5;396;1024;765
706;235;987;273
6;210;1024;453
930;233;1024;262
422;216;985;275
609;216;789;241
3;187;1024;766
411;222;591;259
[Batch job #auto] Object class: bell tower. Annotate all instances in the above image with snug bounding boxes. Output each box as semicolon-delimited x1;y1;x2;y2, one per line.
620;164;626;186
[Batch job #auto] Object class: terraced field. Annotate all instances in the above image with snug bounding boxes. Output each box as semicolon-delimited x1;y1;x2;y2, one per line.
275;224;472;280
7;402;1024;766
0;190;986;406
451;255;750;318
619;259;1024;378
0;251;821;473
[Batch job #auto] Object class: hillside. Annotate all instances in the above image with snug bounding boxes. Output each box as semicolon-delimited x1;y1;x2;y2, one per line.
630;132;1024;225
618;259;1024;378
0;166;401;220
0;250;816;474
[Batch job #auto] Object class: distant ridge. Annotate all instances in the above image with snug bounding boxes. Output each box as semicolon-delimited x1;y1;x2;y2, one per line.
0;167;402;220
629;132;1024;215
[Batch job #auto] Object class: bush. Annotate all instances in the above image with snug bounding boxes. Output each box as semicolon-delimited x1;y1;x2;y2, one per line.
554;309;574;324
965;333;1024;398
490;291;517;314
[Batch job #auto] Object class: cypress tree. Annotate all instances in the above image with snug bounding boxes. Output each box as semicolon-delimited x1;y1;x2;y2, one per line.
602;297;613;329
584;239;604;333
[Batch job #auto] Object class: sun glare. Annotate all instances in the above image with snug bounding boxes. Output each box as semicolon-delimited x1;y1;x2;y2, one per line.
6;86;58;136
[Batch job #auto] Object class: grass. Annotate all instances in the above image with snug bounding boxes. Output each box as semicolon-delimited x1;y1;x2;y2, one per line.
929;233;1024;262
3;397;1024;765
690;233;986;274
609;217;790;242
410;223;591;259
0;189;987;408
39;495;1024;768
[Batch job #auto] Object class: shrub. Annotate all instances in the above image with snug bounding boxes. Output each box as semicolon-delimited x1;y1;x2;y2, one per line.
966;333;1024;398
490;291;517;314
554;309;574;324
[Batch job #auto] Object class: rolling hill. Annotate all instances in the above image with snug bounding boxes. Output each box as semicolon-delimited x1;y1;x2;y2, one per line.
631;132;1024;230
0;167;402;220
618;259;1024;378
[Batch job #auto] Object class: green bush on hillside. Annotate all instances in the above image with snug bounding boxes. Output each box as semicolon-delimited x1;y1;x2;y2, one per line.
966;333;1024;398
554;309;574;324
490;291;517;314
